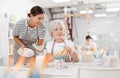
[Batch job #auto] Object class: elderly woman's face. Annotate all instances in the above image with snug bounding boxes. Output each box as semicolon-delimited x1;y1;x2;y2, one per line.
52;24;64;39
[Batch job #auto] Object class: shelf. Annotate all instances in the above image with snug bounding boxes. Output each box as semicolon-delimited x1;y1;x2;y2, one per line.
9;37;13;40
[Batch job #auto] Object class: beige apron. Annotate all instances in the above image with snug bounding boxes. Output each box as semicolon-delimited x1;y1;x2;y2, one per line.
13;26;39;64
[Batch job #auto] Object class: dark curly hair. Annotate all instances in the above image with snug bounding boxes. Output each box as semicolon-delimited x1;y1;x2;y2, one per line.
28;6;45;17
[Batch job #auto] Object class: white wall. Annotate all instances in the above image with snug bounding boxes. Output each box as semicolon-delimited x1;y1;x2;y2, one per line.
73;16;120;51
0;14;9;66
0;0;36;66
0;0;36;20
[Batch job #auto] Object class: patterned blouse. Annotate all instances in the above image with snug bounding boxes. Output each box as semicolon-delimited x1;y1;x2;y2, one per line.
13;19;46;42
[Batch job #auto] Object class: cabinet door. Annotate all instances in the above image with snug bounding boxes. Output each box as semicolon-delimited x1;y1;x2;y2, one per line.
79;69;120;78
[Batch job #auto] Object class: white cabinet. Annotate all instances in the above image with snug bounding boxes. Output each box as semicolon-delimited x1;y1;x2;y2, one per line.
41;67;78;78
1;65;120;78
78;67;120;78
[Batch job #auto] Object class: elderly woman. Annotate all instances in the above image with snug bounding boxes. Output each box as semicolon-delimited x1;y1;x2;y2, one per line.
45;20;79;63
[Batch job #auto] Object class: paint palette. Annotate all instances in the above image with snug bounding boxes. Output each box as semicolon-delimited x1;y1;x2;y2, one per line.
17;48;34;57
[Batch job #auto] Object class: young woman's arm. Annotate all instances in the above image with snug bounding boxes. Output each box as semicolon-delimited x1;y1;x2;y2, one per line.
37;39;44;45
13;36;26;49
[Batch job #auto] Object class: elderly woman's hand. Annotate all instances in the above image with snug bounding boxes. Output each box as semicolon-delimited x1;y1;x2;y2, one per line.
70;51;79;62
62;46;71;55
64;46;79;62
45;53;54;62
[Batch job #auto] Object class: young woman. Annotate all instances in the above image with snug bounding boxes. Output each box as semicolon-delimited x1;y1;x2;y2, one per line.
13;6;46;65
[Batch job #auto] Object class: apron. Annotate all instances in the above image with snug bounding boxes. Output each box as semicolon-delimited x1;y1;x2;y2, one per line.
51;40;71;62
13;26;39;65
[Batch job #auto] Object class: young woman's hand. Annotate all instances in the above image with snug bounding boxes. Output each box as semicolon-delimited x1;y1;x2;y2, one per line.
20;44;26;50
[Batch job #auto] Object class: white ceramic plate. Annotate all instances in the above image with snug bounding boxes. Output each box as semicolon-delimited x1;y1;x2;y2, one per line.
17;48;34;57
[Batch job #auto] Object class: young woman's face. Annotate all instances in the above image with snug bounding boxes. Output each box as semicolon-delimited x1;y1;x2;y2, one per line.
31;14;45;26
52;24;65;40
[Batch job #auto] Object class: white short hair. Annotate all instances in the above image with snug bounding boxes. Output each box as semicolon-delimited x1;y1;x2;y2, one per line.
49;20;66;38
